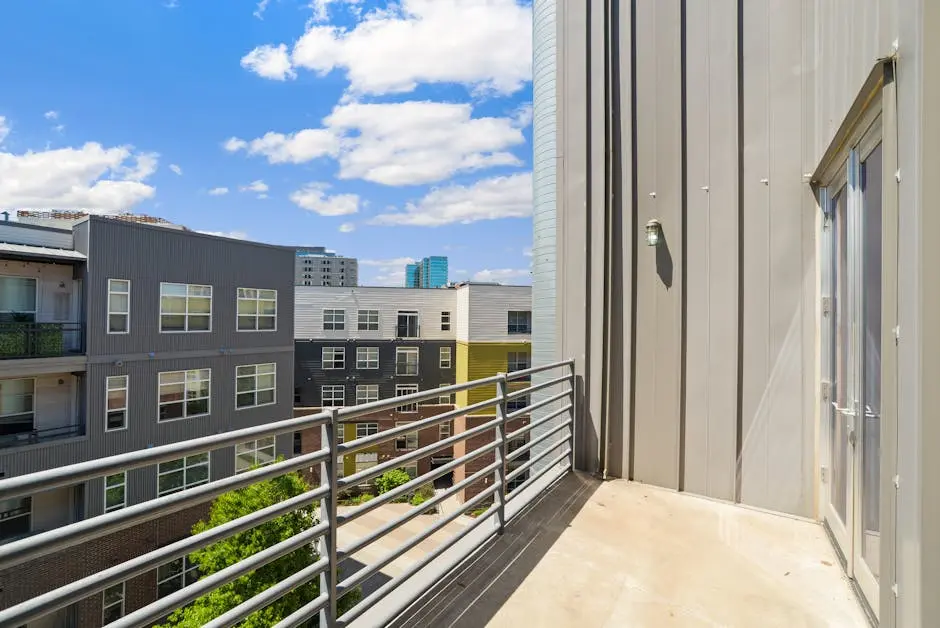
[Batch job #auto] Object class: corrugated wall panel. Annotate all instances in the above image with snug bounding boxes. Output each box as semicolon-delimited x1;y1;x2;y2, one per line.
464;285;532;342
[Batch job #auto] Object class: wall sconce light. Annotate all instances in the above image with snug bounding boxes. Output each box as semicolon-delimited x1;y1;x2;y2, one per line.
645;219;662;247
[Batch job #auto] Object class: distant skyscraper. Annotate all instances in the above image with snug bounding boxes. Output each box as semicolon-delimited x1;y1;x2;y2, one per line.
404;256;448;288
293;246;358;287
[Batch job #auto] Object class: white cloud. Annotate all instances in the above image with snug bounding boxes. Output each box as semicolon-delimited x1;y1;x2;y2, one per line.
53;124;65;133
513;103;533;128
251;0;531;97
208;187;229;196
338;222;355;232
239;180;269;198
226;128;338;165
0;117;9;145
0;142;157;211
522;245;532;257
471;268;531;283
289;183;359;216
308;0;361;22
359;256;416;287
169;164;183;176
223;137;247;152
197;229;248;240
361;257;417;267
44;110;58;120
371;172;532;227
241;44;296;81
253;0;271;19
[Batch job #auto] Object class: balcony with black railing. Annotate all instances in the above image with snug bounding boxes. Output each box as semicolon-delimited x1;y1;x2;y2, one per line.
0;322;85;359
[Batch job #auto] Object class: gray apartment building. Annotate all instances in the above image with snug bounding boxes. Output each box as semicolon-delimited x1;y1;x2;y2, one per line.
0;216;294;626
293;246;358;287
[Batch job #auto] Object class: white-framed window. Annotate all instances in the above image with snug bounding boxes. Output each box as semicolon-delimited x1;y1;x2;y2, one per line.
107;279;130;334
439;420;452;439
507;310;532;334
160;282;212;332
396;384;419;412
507;352;531;380
356;347;379;369
322;347;345;370
439;346;452;369
507;395;530;414
356;384;379;405
0;276;37;322
354;452;378;473
106;375;128;431
102;582;125;625
321;385;345;408
158;369;211;421
104;471;126;513
157;453;210;496
235;363;276;409
157;555;200;598
441;311;451;331
0;496;30;542
396;347;419;375
357;309;379;331
396;311;419;338
438;384;454;405
395;422;418;450
237;288;277;331
402;464;418;478
235;436;276;473
322;308;345;331
0;377;35;436
355;423;378;438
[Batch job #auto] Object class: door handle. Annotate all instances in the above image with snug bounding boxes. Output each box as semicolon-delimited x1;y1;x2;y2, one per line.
831;401;857;416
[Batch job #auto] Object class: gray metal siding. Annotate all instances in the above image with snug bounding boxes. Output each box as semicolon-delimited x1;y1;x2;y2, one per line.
84;217;295;356
295;340;456;407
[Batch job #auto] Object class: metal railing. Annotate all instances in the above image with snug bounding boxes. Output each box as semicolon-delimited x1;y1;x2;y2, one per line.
0;423;84;449
0;321;84;359
0;358;575;627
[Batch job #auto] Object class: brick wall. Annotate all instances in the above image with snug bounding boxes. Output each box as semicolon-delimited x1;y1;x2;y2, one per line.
452;414;530;503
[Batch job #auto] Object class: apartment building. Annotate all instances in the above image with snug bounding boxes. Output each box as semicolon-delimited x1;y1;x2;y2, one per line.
0;216;294;627
293;284;531;497
293;246;358;287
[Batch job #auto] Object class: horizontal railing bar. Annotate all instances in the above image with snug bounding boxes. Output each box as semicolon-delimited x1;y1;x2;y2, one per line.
338;395;498;456
340;460;501;559
337;483;500;595
506;451;573;502
271;592;331;628
335;375;503;419
337;499;500;626
337;440;501;527
507;443;571;483
0;448;330;571
0;484;331;626
504;374;571;400
506;389;572;420
505;359;574;382
338;417;502;489
0;410;331;501
506;404;572;441
506;419;572;463
202;558;330;628
110;521;331;627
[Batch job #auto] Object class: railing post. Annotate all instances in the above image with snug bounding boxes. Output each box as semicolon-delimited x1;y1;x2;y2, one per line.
495;373;508;534
568;361;576;472
319;409;339;627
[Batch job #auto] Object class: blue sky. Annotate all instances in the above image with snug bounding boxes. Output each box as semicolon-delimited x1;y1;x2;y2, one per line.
0;0;534;286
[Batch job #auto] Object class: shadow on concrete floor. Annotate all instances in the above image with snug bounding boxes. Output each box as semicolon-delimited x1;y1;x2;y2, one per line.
389;472;601;628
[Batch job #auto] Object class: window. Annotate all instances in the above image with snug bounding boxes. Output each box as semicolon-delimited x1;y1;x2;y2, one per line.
158;369;211;421
106;375;128;431
158;453;210;496
357;309;379;331
439;421;452;439
439;346;452;369
396;311;419;338
160;283;212;332
354;452;378;473
395;422;419;450
107;279;130;334
438;384;454;405
322;308;345;331
235;436;276;473
235;363;276;409
0;496;30;541
507;352;531;381
321;385;345;408
322;347;345;370
507;472;528;492
104;472;126;512
508;310;532;334
355;423;378;438
0;276;37;322
356;384;379;405
402;464;418;478
237;288;277;331
441;311;451;331
507;395;530;414
157;556;200;598
293;432;302;455
396;384;419;412
356;347;379;369
102;582;125;625
396;347;419;375
0;377;35;436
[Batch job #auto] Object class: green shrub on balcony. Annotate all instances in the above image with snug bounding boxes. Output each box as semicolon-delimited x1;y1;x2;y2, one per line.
35;323;64;356
0;328;26;357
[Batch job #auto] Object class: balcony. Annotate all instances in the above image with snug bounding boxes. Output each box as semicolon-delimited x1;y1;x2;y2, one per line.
0;361;865;627
0;423;83;450
0;322;84;360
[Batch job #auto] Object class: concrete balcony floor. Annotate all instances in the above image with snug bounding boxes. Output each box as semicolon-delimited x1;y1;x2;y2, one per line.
394;472;868;628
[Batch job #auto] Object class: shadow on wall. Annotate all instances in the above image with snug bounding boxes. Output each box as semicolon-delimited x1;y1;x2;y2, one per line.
389;472;600;628
656;226;674;288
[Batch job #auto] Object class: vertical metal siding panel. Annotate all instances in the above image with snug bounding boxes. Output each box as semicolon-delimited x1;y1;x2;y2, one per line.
633;0;683;490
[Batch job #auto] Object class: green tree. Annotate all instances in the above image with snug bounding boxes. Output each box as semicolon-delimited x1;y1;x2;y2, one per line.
159;469;360;627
